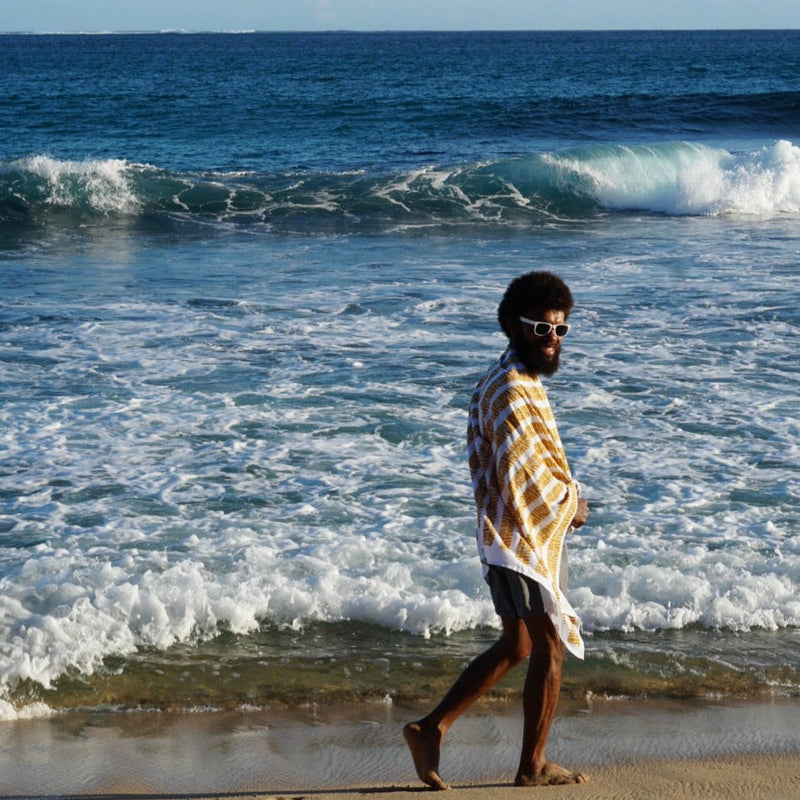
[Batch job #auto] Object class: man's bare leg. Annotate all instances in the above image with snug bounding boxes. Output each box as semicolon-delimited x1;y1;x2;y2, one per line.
514;613;587;786
403;617;531;789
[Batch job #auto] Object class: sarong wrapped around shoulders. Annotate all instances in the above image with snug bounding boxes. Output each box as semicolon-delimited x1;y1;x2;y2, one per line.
468;348;584;658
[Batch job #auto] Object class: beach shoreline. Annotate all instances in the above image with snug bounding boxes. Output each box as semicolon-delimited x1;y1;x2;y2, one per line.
2;695;798;798
211;753;800;800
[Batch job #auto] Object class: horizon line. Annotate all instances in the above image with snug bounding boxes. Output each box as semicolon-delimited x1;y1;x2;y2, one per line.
2;26;799;35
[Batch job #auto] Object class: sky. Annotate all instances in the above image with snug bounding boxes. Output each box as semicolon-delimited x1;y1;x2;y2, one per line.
1;0;799;33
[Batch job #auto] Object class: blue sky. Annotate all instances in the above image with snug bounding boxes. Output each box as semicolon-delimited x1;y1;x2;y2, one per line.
1;0;799;33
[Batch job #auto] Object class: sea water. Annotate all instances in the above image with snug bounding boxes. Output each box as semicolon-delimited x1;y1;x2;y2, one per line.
1;30;799;720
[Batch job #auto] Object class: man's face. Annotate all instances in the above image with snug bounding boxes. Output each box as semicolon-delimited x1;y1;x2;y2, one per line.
515;308;568;376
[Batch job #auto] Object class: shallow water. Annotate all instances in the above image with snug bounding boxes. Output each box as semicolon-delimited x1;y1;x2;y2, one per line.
3;697;800;795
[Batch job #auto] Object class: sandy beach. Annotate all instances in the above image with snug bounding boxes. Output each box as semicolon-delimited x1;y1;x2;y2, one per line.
221;753;800;800
230;755;800;800
2;696;798;799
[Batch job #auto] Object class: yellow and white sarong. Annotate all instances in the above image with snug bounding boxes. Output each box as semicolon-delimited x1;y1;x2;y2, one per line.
467;347;584;659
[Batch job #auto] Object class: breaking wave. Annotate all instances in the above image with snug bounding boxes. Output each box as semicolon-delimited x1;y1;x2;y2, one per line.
3;140;800;231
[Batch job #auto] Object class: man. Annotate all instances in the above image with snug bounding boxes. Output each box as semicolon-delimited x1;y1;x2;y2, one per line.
403;271;589;789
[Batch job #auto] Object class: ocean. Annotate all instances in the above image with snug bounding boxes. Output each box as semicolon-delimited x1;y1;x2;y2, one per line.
1;30;799;721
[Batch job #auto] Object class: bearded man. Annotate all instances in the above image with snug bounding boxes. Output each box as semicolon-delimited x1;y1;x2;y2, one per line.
404;271;589;789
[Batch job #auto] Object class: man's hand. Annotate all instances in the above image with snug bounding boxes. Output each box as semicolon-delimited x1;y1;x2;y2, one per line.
571;498;589;529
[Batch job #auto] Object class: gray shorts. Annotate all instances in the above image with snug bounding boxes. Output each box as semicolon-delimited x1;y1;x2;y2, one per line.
485;564;546;619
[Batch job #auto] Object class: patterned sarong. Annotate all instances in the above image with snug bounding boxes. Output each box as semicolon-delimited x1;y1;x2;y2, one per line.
467;347;584;658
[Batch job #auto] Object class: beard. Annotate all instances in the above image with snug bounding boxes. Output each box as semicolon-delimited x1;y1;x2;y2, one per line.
515;336;561;376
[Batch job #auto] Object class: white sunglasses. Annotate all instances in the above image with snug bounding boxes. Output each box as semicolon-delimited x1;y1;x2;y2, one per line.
519;317;571;337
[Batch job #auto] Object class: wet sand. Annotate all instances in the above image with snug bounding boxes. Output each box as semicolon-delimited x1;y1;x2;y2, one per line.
1;697;798;799
221;753;800;800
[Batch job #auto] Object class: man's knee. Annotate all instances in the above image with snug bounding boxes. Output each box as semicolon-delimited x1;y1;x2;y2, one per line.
525;615;565;666
499;618;533;663
505;638;532;664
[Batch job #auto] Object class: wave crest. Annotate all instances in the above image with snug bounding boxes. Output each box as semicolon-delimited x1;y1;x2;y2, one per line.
2;141;799;230
544;140;800;216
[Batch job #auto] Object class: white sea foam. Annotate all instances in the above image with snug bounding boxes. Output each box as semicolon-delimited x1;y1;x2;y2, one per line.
1;217;799;705
545;140;800;216
10;155;142;214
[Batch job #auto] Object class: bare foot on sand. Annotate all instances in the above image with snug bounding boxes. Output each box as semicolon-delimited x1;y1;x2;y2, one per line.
515;761;588;787
403;722;449;790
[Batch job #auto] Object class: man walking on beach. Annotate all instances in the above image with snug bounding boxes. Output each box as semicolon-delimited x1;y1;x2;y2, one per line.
404;271;589;789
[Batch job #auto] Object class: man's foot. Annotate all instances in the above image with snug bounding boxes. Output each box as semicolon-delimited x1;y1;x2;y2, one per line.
403;722;449;790
514;761;588;787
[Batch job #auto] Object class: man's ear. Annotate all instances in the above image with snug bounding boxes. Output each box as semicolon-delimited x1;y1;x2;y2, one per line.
500;308;517;341
503;309;523;346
